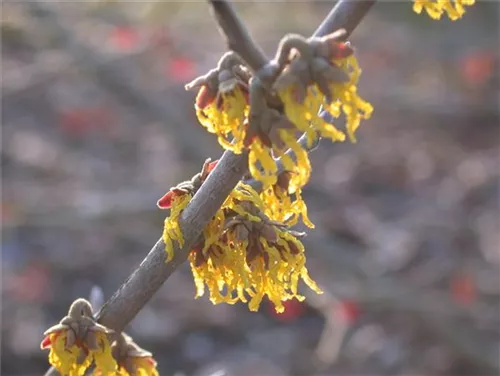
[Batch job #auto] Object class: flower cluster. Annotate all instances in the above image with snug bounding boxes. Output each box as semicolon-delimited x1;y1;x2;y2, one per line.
40;299;117;376
109;333;159;376
186;52;251;154
159;29;373;313
187;29;372;190
413;0;475;20
159;160;322;312
41;299;159;376
267;29;373;189
157;158;218;262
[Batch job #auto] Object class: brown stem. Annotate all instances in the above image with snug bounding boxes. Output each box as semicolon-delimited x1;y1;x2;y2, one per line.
207;0;269;72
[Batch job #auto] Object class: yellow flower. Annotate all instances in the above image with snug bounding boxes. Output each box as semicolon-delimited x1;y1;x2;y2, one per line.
247;127;313;190
101;333;160;376
275;130;312;190
195;83;249;154
277;52;372;146
325;55;374;143
42;331;91;376
248;137;279;188
279;85;346;145
162;193;192;262
41;299;117;376
93;335;117;376
188;183;322;313
413;0;475;20
160;164;321;312
158;158;219;262
260;171;314;229
116;357;159;376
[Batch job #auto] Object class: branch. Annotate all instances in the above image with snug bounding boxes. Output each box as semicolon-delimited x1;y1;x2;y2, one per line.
313;0;376;38
207;0;269;72
44;1;374;374
96;150;248;331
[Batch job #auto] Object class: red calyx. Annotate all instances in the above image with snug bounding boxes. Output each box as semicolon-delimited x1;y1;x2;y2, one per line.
331;42;354;60
146;357;157;366
157;191;175;209
196;85;217;109
40;334;52;349
207;160;219;173
451;273;476;306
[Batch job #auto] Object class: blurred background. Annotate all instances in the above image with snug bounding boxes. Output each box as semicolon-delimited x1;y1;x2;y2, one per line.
1;1;499;375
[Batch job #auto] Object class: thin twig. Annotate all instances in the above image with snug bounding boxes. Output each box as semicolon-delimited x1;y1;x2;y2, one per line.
313;0;376;38
207;0;269;72
44;1;373;374
96;150;248;331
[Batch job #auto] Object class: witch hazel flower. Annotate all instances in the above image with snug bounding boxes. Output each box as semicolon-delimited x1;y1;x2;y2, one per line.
105;332;159;376
273;28;373;145
413;0;475;20
186;52;251;154
188;183;323;313
157;161;322;312
157;158;218;262
260;170;314;229
40;298;117;376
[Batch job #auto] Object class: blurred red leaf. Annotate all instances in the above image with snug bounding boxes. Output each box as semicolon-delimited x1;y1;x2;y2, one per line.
165;56;196;83
267;298;306;322
109;26;140;51
58;106;114;136
459;50;495;88
7;263;51;303
450;273;476;306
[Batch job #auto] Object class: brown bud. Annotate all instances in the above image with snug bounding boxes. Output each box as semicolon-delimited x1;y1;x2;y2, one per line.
259;224;278;244
287;240;301;255
276;171;293;191
235;224;250;242
194;249;207;267
245;237;261;264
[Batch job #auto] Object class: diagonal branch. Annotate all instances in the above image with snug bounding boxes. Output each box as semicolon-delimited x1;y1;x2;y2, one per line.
313;0;376;38
44;1;374;374
207;0;269;72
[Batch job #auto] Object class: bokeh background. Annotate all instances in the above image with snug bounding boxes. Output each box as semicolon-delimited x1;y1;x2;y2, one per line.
1;1;499;375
